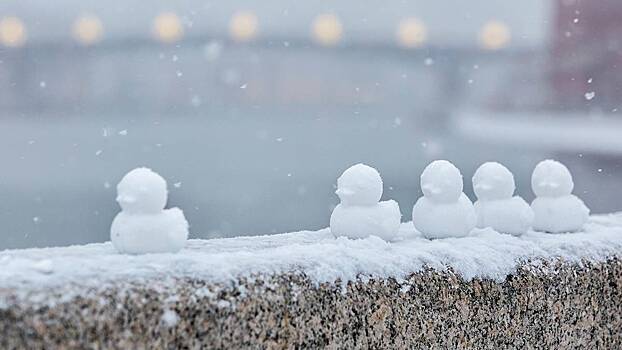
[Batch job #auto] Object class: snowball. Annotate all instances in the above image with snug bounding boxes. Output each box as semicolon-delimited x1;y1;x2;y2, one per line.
161;309;179;328
336;163;383;206
31;259;54;274
531;160;574;198
420;160;463;203
472;162;515;201
116;167;168;214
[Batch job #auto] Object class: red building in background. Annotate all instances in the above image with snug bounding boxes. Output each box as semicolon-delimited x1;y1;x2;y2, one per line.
552;0;622;111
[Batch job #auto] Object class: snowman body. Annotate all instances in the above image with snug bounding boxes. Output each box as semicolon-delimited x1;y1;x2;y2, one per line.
530;160;589;233
111;167;189;254
412;160;476;239
413;193;476;239
330;164;401;241
472;162;534;236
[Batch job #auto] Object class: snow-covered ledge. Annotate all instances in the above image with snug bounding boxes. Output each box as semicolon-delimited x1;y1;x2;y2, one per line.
2;214;622;348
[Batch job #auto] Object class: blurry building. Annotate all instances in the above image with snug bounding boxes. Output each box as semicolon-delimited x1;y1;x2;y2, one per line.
0;0;549;114
551;0;622;111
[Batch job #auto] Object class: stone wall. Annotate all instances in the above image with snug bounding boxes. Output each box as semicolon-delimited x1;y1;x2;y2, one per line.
1;258;621;349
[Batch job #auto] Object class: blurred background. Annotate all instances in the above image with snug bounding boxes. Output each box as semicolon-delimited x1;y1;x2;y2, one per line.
1;0;621;249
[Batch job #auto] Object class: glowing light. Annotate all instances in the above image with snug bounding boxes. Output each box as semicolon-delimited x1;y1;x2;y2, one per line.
0;17;26;47
153;12;183;43
312;14;342;46
72;15;103;45
229;11;258;42
479;20;511;50
396;18;427;48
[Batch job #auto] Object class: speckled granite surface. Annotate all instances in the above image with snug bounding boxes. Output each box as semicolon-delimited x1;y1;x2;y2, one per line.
1;258;621;349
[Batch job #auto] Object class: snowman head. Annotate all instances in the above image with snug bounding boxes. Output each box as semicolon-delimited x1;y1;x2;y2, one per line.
472;162;515;201
420;160;463;203
336;163;383;206
116;167;168;214
531;159;574;197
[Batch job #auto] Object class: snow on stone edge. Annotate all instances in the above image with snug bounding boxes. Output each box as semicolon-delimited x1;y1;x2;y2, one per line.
1;213;621;295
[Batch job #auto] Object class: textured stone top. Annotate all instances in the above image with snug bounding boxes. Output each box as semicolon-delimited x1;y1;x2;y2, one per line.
1;213;622;302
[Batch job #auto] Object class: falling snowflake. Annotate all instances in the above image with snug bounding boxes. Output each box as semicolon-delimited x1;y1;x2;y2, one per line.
584;91;595;100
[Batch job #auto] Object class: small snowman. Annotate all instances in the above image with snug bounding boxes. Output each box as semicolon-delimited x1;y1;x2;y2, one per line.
329;163;401;241
530;159;589;233
412;160;476;239
472;162;534;235
111;167;189;254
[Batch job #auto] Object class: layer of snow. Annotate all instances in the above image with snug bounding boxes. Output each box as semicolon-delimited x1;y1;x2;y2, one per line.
1;214;622;295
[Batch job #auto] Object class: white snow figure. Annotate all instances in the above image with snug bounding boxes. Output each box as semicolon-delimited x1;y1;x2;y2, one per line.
412;160;476;239
111;167;189;254
472;162;534;235
329;163;401;241
530;160;589;233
